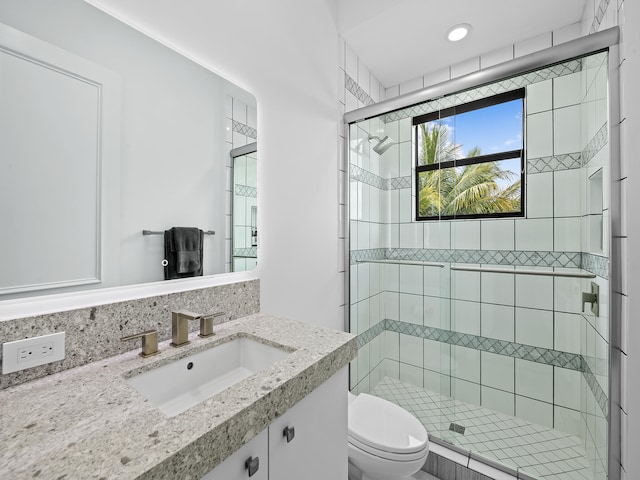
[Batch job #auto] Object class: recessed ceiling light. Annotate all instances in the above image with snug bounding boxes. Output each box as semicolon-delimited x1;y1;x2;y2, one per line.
447;23;472;42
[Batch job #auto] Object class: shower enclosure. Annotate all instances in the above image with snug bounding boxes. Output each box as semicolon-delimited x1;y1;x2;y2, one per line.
346;31;619;480
231;143;258;272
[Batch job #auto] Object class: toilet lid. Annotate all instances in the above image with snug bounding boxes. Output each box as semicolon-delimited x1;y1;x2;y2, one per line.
348;393;428;456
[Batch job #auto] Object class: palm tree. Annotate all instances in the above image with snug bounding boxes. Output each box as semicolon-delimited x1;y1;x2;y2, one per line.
418;122;521;217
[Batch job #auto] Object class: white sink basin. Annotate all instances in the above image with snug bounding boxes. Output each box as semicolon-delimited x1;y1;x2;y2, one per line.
125;337;290;417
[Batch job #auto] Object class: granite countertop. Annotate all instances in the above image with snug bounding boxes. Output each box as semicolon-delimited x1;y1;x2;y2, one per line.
0;313;356;479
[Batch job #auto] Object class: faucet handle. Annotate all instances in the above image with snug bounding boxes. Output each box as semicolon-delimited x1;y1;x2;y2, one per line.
198;312;225;338
121;330;160;358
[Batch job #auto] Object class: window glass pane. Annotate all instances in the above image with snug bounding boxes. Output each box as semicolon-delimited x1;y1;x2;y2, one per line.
451;100;523;157
418;157;521;218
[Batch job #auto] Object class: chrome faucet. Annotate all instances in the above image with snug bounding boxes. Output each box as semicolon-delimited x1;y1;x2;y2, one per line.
170;310;225;347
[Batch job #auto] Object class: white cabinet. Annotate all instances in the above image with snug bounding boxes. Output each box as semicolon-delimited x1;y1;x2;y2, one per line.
201;428;268;480
202;367;347;480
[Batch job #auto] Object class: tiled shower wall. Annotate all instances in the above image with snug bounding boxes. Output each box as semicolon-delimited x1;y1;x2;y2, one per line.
225;96;257;273
349;52;610;479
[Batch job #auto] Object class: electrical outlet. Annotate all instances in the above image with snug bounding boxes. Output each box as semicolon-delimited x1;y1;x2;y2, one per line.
2;332;65;374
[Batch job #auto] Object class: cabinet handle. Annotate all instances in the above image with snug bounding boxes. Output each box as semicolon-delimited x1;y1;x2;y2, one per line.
283;426;295;443
245;456;259;477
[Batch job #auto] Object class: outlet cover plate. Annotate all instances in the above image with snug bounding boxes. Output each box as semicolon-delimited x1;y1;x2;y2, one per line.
2;332;65;374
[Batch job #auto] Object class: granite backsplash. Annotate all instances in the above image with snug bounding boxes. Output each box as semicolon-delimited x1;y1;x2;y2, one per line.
0;279;259;389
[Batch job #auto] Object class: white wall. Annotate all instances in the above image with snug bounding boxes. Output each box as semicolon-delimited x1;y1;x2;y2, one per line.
83;0;343;331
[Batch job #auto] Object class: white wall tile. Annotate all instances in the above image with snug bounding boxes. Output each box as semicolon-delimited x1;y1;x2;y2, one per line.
452;269;481;302
399;76;423;95
552;22;582;45
423;67;450;87
526;79;552;114
399;333;423;367
399;141;412;176
481;270;515;306
515;359;553;403
452;378;481;405
424;221;451;248
400;293;423;325
554;105;582;155
452;345;480;383
399;189;412;222
481;303;515;341
553;169;582;217
423;295;449;329
480;45;514;69
424;370;452;397
424;264;451;298
381;331;399;361
345;42;358;80
515;270;554;310
526;111;553;158
554;276;583;314
526;172;553;218
481;219;515;250
481;386;515;416
554;367;582;410
398;118;412;142
450;57;480;78
400;363;424;387
482;352;515;392
452;220;480;249
515;307;553;348
514;32;552;58
554;405;583;436
553;72;582;108
358;60;370;95
451;300;480;335
385;85;400;99
554;217;582;251
555;312;582;354
424;339;451;375
399;223;423;248
399;264;423;295
515;218;553;251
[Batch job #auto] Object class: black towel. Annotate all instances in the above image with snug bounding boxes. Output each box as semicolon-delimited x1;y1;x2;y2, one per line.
164;227;204;280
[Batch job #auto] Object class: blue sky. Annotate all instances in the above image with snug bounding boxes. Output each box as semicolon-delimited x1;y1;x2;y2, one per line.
438;99;523;157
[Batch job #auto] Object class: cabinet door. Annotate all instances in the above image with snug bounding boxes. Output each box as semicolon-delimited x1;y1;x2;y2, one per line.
201;427;268;480
268;368;348;480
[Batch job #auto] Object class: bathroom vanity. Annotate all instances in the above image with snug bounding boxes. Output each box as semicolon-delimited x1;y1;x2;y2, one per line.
0;314;356;479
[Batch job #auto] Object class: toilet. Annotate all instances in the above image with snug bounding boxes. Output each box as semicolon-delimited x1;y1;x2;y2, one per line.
347;392;429;480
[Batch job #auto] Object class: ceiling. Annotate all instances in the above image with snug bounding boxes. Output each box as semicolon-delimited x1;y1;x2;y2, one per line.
338;0;587;87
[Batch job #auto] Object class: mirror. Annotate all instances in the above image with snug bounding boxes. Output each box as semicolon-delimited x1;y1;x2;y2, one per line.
0;0;258;301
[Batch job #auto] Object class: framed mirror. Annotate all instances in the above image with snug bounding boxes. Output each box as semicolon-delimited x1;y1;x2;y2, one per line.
0;0;258;301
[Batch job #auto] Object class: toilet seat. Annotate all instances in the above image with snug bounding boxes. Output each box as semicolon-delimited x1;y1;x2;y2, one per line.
348;393;429;461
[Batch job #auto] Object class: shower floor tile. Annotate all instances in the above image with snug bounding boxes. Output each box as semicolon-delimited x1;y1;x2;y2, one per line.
371;377;594;480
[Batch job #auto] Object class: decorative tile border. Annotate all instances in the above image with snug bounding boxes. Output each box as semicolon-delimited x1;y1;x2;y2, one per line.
232;119;257;140
386;176;412;190
381;59;582;123
527;153;582;173
233;247;257;258
380;248;582;268
235;184;257;198
355;318;608;418
582;122;608;166
345;73;375;107
350;164;386;190
350;248;387;263
356;320;385;348
582;253;609;279
582;357;609;417
386;319;583;369
590;0;612;34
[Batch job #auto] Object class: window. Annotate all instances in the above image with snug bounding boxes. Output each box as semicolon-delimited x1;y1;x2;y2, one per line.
414;89;525;221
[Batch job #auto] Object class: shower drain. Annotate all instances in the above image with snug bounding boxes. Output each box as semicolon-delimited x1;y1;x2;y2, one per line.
449;423;466;435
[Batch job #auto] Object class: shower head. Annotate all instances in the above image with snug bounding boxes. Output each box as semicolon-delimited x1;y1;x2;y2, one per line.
368;135;394;155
